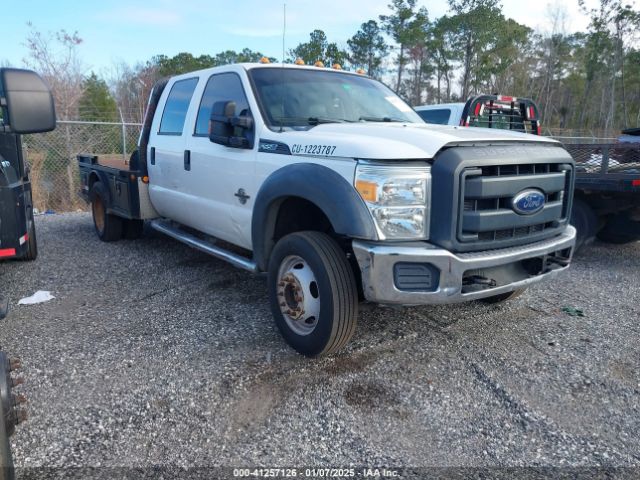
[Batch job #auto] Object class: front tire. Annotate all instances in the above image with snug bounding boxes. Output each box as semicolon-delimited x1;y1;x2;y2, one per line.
479;288;526;304
268;231;358;357
90;182;122;242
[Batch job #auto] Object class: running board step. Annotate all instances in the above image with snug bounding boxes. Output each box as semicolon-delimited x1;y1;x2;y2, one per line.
150;219;257;272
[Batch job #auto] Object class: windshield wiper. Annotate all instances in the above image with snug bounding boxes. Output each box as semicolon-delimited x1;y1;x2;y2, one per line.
358;116;406;123
273;116;352;126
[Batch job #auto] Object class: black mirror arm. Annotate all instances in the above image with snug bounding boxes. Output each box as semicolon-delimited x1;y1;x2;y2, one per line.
230;116;253;129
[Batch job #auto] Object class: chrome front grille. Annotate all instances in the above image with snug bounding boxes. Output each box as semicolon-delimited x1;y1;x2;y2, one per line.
458;162;573;247
429;143;575;253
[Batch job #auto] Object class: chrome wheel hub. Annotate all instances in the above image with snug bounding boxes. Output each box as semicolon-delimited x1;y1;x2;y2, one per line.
276;255;320;336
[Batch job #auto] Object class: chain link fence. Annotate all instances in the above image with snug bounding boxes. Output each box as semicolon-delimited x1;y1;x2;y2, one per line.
21;121;628;213
542;127;617;144
22;120;143;213
564;143;640;174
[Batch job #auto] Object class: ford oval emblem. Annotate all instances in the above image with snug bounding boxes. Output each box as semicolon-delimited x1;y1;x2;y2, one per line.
512;189;545;215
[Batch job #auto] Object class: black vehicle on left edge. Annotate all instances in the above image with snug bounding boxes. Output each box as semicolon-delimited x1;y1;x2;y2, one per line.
0;68;56;261
0;68;56;479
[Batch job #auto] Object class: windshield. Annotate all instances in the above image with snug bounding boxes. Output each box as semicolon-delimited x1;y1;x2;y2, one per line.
248;67;423;130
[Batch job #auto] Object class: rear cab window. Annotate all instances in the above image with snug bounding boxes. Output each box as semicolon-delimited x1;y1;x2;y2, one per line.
159;77;199;135
416;109;451;125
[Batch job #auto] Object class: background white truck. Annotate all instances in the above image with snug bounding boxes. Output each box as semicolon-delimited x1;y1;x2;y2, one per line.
415;95;542;135
79;63;576;356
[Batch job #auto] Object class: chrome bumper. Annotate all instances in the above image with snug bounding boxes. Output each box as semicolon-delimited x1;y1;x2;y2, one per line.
352;226;576;305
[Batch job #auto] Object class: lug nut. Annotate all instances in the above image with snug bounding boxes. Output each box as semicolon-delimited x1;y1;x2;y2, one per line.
16;409;27;424
9;358;21;371
11;377;24;387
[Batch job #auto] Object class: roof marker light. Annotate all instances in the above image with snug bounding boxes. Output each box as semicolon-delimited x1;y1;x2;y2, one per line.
259;57;271;64
356;68;366;75
314;61;324;67
332;63;342;70
294;58;305;65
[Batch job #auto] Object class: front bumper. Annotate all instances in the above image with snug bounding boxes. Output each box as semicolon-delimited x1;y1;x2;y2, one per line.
352;225;576;305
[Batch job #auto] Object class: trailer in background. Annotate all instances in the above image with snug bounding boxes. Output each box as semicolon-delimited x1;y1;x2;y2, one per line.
566;133;640;250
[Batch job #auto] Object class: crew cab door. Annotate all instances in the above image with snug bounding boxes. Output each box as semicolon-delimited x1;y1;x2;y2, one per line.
148;76;199;226
183;72;256;249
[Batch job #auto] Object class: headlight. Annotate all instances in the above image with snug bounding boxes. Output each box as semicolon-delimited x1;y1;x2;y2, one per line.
355;163;431;240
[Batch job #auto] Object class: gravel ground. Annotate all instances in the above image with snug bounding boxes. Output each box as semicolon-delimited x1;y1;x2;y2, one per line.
0;213;639;474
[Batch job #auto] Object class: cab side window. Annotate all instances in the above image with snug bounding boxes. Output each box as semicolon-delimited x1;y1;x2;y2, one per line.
195;73;250;136
159;77;199;135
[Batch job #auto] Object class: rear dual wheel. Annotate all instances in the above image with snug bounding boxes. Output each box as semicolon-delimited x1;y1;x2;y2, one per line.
268;231;358;357
90;182;122;242
90;182;143;241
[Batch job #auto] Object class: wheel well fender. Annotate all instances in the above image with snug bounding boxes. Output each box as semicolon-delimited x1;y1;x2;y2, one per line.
88;172;112;205
252;163;377;271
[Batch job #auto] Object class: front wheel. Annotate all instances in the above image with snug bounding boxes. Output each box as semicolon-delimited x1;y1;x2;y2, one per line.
268;231;358;357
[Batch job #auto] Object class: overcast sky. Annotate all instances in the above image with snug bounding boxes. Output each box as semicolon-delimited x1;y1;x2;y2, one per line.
2;0;617;74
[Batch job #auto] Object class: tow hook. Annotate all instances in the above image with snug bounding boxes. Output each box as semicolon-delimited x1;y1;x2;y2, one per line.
463;275;497;288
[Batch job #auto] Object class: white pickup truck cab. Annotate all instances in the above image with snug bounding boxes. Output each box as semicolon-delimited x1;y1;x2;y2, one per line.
414;102;465;126
79;63;576;356
415;95;542;135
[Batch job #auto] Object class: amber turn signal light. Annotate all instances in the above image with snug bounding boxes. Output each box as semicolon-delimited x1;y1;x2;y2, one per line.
355;180;378;202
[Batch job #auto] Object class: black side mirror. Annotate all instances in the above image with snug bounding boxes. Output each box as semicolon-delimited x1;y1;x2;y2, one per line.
209;100;253;149
0;68;56;134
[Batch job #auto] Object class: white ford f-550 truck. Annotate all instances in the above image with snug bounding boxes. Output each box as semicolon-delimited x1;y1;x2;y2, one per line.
78;63;576;356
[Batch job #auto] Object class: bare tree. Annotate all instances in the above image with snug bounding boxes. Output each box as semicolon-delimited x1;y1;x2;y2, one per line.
108;61;159;124
23;23;87;204
23;23;85;120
